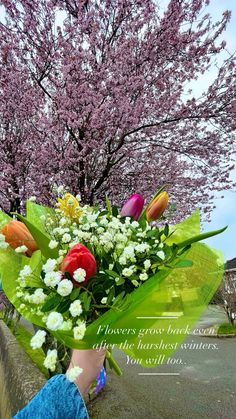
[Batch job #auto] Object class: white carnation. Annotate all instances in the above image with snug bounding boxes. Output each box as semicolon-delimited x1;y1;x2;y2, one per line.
139;273;148;281
73;268;86;283
46;312;63;330
48;240;58;249
30;288;47;304
44;271;62;287
62;233;71;243
15;245;28;253
30;330;46;349
42;259;57;273
144;259;151;270
19;265;32;278
66;366;83;382
57;279;73;296
73;321;86;340
101;297;107;304
156;250;165;260
43;349;58;371
69;300;83;317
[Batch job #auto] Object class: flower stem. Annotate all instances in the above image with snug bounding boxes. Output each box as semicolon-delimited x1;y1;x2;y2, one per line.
106;350;122;376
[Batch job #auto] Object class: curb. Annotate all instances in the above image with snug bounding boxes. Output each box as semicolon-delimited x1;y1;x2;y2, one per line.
0;320;46;419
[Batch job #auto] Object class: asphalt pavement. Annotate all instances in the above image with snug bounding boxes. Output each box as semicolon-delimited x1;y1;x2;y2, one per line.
88;306;236;419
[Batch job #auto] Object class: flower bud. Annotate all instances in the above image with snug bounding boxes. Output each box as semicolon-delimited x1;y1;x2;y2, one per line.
146;192;169;222
1;220;38;256
120;194;144;220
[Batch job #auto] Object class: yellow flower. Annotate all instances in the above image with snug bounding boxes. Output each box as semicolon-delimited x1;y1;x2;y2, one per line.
58;193;83;219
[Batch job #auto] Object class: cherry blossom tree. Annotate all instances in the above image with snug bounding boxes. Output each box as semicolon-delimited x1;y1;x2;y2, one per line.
0;0;235;218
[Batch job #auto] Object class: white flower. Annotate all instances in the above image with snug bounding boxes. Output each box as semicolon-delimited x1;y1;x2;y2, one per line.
122;267;133;277
119;256;127;265
132;280;139;287
135;243;150;253
19;265;32;278
42;259;57;273
62;233;71;243
48;240;58;249
144;259;151;270
69;300;83;317
73;268;86;283
30;288;47;304
28;196;36;202
99;217;108;227
59;217;67;226
101;297;107;304
46;312;63;330
0;241;9;249
60;320;73;331
66;366;83;382
0;233;6;242
139;273;148;281
43;349;58;371
73;321;86;340
123;245;135;257
44;271;62;287
131;221;139;228
30;330;46;349
158;243;164;248
157;250;165;260
57;279;73;296
15;245;28;253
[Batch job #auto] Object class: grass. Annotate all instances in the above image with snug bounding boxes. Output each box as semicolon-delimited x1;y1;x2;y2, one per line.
218;322;236;335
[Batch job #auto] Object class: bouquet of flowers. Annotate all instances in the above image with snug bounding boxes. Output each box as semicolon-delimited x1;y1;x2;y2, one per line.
0;186;225;382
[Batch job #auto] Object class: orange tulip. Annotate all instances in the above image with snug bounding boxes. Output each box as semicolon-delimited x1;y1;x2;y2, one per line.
146;192;169;222
1;220;38;257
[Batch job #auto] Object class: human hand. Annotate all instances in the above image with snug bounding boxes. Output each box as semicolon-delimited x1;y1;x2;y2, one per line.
67;348;106;396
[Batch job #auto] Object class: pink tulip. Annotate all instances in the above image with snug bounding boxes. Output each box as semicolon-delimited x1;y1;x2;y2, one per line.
120;194;144;220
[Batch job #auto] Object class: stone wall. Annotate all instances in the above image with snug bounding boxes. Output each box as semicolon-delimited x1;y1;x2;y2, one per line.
0;320;46;418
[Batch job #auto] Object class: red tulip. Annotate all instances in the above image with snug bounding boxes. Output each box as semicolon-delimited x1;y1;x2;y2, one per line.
120;193;144;220
1;220;38;257
146;192;169;222
61;244;97;286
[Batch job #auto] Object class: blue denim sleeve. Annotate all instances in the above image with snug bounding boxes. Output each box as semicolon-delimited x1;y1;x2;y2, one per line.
12;374;89;419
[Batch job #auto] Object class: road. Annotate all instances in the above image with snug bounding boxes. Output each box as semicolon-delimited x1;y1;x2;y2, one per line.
88;306;236;419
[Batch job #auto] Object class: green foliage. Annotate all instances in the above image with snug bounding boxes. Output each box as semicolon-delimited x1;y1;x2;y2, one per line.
218;323;236;335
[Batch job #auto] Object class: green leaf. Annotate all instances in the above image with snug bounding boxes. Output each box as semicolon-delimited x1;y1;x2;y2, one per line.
177;226;227;249
70;288;81;301
83;295;91;311
26;201;55;234
12;213;58;259
107;286;115;305
163;224;169;237
174;260;193;268
114;277;125;286
112;205;119;217
105;270;119;278
57;299;72;313
41;294;63;312
105;195;112;217
112;291;125;307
